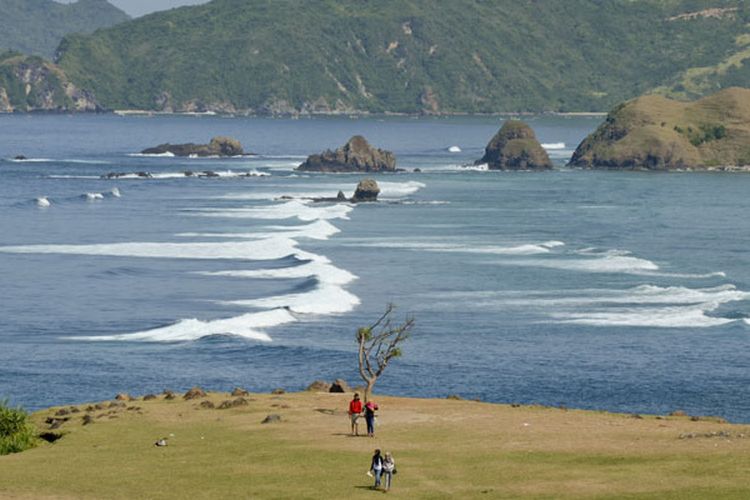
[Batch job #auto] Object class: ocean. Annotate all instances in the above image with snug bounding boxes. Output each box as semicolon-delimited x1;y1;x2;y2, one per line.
1;113;749;421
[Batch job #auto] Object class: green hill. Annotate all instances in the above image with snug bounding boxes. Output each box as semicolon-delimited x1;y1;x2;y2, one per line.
54;0;750;114
569;87;750;169
0;51;99;112
0;0;129;58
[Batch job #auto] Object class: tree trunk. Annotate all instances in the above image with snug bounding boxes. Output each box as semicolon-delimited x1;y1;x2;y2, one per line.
364;378;376;403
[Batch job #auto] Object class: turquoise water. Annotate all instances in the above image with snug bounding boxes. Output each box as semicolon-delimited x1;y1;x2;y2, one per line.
1;114;749;421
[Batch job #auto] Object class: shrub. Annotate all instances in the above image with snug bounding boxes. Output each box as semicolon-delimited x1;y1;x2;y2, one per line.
0;400;38;455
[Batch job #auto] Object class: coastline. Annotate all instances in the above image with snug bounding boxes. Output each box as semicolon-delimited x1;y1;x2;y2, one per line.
2;389;749;498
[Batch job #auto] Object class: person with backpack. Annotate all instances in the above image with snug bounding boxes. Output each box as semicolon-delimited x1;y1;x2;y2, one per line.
348;393;363;436
369;449;383;490
364;400;378;437
382;452;396;491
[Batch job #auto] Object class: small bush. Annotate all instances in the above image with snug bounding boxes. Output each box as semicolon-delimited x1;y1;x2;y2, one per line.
0;400;38;455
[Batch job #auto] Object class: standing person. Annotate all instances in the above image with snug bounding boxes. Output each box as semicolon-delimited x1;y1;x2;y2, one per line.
348;393;363;436
382;452;396;492
369;449;383;490
364;400;379;438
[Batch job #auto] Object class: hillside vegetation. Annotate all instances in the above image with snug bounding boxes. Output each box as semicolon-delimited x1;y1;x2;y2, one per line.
0;0;129;58
0;51;99;112
55;0;750;114
1;391;749;498
569;87;750;169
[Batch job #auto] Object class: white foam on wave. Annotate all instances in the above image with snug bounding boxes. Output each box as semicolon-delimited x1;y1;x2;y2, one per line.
198;257;357;286
223;284;360;315
542;143;566;150
127;152;175;158
72;308;296;342
10;158;53;163
35;197;51;208
110;187;122;198
191;200;354;221
178;220;341;241
448;146;462;153
503;254;660;274
551;304;735;328
215;180;426;202
47;175;100;179
0;237;303;261
347;240;564;256
85;192;104;201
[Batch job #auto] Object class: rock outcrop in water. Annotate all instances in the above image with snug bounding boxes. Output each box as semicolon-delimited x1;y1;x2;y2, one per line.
569;88;750;170
141;136;245;157
351;179;380;202
297;136;396;172
475;121;552;170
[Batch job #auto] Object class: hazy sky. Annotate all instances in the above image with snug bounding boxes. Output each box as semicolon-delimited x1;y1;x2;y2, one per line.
56;0;210;18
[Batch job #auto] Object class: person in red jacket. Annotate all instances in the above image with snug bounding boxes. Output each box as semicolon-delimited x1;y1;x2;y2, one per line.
348;393;363;436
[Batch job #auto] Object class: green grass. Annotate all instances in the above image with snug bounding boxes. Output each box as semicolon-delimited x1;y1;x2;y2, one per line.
1;391;749;498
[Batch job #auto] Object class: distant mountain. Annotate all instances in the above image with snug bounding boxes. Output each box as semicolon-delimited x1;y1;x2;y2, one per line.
52;0;750;114
0;0;129;58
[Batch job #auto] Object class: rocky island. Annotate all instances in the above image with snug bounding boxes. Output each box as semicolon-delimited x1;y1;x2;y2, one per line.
297;136;396;172
475;120;553;170
569;87;750;170
141;136;245;157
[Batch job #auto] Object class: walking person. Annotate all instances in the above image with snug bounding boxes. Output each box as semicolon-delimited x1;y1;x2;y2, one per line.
382;452;396;492
369;449;383;490
364;400;378;437
348;393;363;436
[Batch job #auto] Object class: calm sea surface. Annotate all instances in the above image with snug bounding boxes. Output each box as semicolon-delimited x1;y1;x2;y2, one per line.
1;114;749;421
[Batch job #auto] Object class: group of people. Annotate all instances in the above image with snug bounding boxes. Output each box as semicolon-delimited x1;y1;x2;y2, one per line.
348;393;378;437
348;394;397;491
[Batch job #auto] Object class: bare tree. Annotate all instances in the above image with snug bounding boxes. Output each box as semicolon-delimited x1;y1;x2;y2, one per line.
357;304;414;402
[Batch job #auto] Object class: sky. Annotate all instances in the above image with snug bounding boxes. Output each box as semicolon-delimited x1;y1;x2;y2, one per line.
56;0;210;18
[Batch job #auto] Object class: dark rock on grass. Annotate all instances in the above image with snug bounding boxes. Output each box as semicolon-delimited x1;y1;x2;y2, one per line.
109;401;126;409
115;393;131;401
329;379;351;393
143;394;158;401
82;415;95;425
163;390;176;400
446;395;464;401
199;400;216;409
307;380;332;392
351;179;380;203
630;414;644;419
217;398;249;410
184;387;208;400
141;136;244;157
670;410;688;417
231;387;250;397
475;120;553;171
94;403;106;410
271;388;285;395
55;408;70;416
297;135;396;173
262;414;283;424
69;407;81;413
39;432;62;443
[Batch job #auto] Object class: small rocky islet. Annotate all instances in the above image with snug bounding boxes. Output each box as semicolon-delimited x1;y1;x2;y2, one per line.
141;136;246;157
296;135;397;173
475;120;553;171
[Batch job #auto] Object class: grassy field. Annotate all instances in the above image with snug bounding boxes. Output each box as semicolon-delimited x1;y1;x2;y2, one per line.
1;390;749;499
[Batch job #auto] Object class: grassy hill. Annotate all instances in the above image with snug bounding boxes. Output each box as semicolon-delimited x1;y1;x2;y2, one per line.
569;87;750;169
0;0;129;58
54;0;750;114
1;390;749;498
